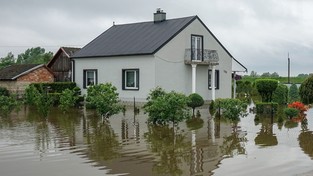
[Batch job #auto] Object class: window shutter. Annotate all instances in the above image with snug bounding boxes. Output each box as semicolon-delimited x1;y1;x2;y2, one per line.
136;70;139;89
122;69;125;90
83;70;86;88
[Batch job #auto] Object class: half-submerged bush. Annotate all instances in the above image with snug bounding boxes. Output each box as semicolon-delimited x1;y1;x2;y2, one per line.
255;79;278;102
299;75;313;104
143;87;189;125
0;95;19;117
255;102;278;114
214;98;247;121
284;108;299;119
86;83;122;118
187;93;204;117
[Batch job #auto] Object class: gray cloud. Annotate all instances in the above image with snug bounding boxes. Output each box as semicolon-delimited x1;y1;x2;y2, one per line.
0;0;312;76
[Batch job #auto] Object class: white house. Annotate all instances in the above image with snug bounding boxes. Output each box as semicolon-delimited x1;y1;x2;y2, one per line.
72;10;247;102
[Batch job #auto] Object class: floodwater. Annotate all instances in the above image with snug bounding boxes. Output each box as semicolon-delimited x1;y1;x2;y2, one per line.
0;105;313;176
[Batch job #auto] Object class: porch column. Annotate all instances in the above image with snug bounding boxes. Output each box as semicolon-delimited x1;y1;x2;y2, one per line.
192;64;197;93
233;71;236;99
211;65;216;101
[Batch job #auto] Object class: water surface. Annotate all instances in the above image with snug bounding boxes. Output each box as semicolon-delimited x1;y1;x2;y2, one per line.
0;106;312;176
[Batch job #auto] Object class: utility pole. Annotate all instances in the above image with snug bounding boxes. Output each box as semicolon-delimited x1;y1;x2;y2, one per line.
288;53;290;84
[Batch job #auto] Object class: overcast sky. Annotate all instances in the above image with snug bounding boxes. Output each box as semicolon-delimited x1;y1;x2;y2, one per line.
1;0;312;76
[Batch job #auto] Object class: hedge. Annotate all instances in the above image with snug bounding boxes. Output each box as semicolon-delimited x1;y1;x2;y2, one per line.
255;102;278;114
31;82;77;93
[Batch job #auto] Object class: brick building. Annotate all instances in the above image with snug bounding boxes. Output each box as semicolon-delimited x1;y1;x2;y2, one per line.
0;64;55;94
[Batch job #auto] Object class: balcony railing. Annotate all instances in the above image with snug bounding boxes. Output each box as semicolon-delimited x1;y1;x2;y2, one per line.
184;49;219;65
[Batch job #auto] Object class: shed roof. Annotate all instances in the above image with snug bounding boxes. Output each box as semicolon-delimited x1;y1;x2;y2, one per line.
72;16;197;58
0;64;52;80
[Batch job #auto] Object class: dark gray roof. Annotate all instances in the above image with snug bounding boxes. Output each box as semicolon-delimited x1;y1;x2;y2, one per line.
72;16;197;58
61;47;81;57
0;64;42;80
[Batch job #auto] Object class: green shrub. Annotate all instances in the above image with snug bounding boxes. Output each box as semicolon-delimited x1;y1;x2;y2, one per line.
255;102;278;114
272;84;288;105
0;95;19;117
214;98;247;121
59;89;79;113
255;79;278;102
34;85;53;117
289;83;300;102
299;76;313;104
0;87;9;96
86;83;122;118
284;108;299;119
48;93;61;106
24;85;38;105
187;93;204;117
143;87;189;125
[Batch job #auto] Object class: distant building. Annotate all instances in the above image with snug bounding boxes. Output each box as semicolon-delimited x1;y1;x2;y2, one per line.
0;64;55;94
47;47;80;82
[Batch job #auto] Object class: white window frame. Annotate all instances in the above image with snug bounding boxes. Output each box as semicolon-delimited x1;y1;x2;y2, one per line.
123;69;139;90
83;69;97;88
191;35;203;61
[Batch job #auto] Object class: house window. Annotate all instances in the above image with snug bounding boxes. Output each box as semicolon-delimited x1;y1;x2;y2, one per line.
83;69;97;88
208;69;219;89
122;69;139;90
191;35;203;61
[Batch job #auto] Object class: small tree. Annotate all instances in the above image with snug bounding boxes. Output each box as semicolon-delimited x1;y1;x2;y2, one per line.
86;83;122;118
25;84;53;117
143;88;189;125
272;84;288;105
59;89;79;113
187;93;204;117
255;79;278;102
289;83;300;102
299;75;313;104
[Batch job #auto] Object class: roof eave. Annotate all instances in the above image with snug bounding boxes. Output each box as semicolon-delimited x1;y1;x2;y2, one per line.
12;64;45;80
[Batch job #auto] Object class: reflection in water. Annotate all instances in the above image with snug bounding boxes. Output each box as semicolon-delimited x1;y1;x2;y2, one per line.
83;115;121;162
144;125;192;176
298;130;313;159
254;118;278;147
219;124;247;157
1;107;313;176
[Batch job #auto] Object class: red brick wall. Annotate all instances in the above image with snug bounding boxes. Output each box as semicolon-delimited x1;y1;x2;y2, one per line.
17;67;54;82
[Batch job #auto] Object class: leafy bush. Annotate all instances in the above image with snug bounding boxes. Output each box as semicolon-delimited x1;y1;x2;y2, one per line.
24;84;38;105
59;89;79;113
187;93;204;117
284;108;299;119
289;83;300;102
0;95;19;117
236;80;252;95
272;84;288;105
255;102;278;114
0;87;9;96
143;87;189;125
214;98;247;121
255;79;278;102
25;84;53;117
299;75;313;104
86;83;122;118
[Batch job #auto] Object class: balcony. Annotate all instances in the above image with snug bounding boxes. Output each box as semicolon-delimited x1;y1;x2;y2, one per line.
184;49;219;65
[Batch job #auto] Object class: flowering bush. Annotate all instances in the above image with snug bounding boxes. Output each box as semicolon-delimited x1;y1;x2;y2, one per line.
288;101;308;113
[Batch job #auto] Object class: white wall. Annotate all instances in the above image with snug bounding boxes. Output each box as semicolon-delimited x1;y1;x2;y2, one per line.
74;55;155;102
155;18;233;100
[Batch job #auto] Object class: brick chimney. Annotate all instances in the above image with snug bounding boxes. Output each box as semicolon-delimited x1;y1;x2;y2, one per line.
154;8;166;23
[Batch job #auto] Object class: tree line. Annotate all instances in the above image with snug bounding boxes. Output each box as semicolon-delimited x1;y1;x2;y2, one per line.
0;47;53;69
